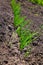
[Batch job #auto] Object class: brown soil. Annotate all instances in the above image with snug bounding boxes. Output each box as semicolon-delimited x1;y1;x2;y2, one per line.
0;0;43;65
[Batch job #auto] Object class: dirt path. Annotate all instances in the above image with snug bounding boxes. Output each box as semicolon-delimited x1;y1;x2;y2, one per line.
0;0;43;65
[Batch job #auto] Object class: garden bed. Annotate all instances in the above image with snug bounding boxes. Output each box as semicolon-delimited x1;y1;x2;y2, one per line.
0;0;43;65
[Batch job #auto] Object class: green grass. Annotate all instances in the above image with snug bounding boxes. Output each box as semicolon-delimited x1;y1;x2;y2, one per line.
29;0;43;6
11;0;38;50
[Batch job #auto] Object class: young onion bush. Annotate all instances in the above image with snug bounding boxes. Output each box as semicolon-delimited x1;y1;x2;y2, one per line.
29;0;43;6
11;0;38;50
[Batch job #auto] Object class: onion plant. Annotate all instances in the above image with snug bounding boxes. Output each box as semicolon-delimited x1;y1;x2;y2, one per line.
11;0;38;50
29;0;43;6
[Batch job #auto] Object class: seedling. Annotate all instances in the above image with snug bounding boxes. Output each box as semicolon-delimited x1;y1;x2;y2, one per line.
29;0;43;6
11;0;38;50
